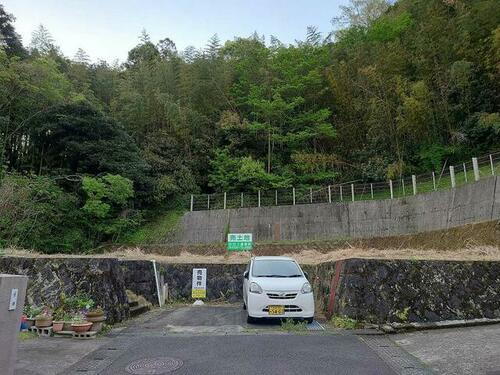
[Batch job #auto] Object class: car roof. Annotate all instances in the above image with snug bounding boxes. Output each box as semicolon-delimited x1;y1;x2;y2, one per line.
252;256;295;261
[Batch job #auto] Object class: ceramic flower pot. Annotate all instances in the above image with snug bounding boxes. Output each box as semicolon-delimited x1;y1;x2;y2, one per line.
91;322;104;332
52;321;64;332
71;322;93;333
34;316;53;328
85;313;106;323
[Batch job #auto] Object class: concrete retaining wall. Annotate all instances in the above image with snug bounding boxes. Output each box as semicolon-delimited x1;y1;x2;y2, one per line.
179;177;500;244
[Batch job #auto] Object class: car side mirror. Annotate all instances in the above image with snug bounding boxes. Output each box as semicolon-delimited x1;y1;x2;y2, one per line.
244;271;249;279
304;272;309;280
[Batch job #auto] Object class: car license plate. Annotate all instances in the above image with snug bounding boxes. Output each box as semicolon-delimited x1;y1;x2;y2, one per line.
268;305;285;315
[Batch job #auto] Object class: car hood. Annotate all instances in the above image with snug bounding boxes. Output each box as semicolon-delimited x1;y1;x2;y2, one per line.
251;277;307;292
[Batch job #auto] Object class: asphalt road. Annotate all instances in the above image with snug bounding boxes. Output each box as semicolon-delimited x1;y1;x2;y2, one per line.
99;334;397;375
62;305;433;375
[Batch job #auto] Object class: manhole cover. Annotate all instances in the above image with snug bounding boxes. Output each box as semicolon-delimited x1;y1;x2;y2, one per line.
125;357;183;374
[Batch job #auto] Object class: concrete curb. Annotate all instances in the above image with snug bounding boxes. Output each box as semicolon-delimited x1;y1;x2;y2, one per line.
379;318;500;333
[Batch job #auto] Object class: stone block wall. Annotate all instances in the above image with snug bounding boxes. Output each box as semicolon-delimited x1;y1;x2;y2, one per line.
2;256;499;325
315;258;500;323
0;257;129;323
160;263;246;302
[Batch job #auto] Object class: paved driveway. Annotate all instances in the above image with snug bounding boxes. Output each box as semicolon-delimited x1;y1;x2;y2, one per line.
60;305;431;375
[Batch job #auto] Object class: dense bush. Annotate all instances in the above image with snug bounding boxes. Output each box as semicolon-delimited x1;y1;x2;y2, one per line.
0;174;139;253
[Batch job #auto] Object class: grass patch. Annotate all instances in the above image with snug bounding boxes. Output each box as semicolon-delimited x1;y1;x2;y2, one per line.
280;318;308;332
124;209;184;245
330;315;362;329
18;331;37;341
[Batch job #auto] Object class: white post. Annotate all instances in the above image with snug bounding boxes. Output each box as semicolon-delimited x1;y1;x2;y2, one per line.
432;171;436;191
190;194;194;211
490;154;495;176
340;185;343;201
463;163;467;183
472;157;480;181
401;179;405;196
389;180;393;199
258;190;261;207
292;188;296;205
310;188;313;203
351;184;355;202
328;185;332;203
412;175;417;195
275;190;278;205
370;183;374;199
241;192;243;208
224;192;227;209
207;194;210;210
450;166;456;188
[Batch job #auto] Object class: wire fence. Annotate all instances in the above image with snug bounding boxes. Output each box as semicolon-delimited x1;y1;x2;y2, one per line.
189;151;500;211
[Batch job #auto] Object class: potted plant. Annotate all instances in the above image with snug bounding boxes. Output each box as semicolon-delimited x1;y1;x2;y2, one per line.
34;307;53;328
52;310;66;333
70;313;92;333
85;307;106;332
23;305;42;328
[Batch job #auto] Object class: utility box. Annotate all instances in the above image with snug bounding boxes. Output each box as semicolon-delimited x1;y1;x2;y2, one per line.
0;274;28;375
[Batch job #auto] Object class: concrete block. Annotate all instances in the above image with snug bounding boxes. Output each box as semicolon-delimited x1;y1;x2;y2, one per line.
0;273;28;375
72;330;97;339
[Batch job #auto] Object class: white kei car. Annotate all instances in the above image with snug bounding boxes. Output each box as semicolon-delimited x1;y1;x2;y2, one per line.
243;256;315;323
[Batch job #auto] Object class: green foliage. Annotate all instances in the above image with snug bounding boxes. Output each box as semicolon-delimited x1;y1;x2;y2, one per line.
0;0;499;251
124;209;184;244
395;307;410;322
330;315;362;329
280;318;308;332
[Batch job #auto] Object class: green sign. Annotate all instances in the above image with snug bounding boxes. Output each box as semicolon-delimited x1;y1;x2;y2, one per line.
227;233;253;251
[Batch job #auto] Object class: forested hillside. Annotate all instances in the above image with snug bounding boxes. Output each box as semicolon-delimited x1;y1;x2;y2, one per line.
0;0;499;252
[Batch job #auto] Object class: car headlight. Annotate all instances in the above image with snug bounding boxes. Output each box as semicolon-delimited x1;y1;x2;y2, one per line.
249;282;263;294
301;282;312;294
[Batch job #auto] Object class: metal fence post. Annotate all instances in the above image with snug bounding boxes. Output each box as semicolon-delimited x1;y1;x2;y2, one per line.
463;163;467;183
190;194;194;211
450;166;456;188
490;154;495;176
432;172;436;191
389;180;393;199
275;190;278;205
258;190;261;207
340;185;343;201
472;157;480;181
328;185;332;203
292;187;296;205
309;188;313;203
241;192;243;208
370;183;374;199
351;184;355;202
401;179;405;196
223;192;227;209
411;175;416;195
207;194;210;210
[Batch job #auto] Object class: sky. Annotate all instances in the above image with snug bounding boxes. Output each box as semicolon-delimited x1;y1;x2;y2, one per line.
3;0;345;63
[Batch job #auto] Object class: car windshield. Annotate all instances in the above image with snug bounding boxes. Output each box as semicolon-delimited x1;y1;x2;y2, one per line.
252;260;302;277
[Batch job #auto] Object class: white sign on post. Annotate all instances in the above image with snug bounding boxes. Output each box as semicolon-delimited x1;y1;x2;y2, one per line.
191;268;207;299
9;288;18;311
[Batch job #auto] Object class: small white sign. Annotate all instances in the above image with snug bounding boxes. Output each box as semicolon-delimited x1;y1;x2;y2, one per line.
192;268;207;299
9;288;18;311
